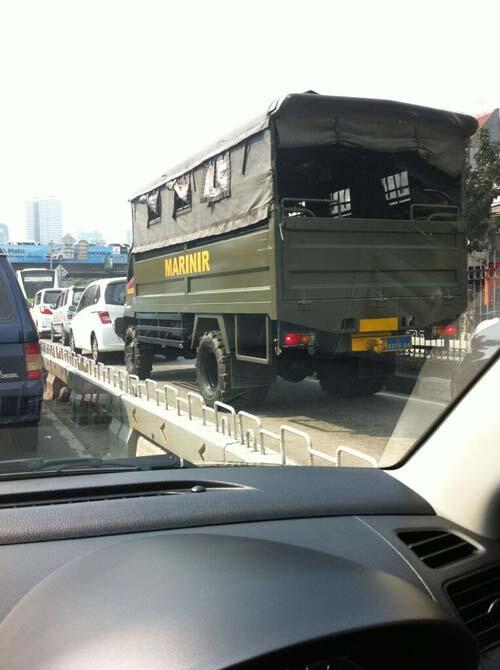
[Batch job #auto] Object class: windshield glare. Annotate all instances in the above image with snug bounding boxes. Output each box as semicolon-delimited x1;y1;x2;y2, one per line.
0;3;498;477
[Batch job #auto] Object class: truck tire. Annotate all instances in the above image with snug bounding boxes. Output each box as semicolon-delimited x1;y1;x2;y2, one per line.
196;331;235;406
124;326;153;380
318;359;385;398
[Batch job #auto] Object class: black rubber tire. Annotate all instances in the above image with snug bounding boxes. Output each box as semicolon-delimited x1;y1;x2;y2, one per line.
124;326;153;379
318;359;385;398
162;351;178;362
62;329;70;346
69;330;81;355
196;331;274;409
91;334;106;364
196;331;235;406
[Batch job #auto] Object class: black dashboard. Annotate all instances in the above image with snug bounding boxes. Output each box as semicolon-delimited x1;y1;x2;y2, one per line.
0;466;497;669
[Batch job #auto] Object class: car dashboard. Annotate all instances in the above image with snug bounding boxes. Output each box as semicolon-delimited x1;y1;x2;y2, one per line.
0;466;497;669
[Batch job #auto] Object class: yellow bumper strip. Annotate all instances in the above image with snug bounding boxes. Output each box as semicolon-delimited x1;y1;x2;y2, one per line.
359;317;398;333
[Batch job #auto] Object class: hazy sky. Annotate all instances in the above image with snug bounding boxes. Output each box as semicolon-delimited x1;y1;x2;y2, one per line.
0;0;498;242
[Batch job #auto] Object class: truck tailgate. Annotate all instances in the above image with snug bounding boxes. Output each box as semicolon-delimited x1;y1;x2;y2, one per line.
280;217;466;331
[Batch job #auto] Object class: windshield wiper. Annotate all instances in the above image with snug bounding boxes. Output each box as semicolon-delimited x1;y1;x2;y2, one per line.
0;454;192;480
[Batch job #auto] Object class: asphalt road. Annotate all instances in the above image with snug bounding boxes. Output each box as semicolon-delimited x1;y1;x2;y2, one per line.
126;358;450;466
0;354;452;467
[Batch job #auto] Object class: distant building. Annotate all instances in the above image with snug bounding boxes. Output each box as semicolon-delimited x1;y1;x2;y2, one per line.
76;229;105;245
25;197;63;245
0;223;9;245
62;233;76;247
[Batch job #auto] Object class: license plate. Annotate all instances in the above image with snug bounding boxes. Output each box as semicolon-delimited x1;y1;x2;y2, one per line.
386;335;411;351
351;334;411;352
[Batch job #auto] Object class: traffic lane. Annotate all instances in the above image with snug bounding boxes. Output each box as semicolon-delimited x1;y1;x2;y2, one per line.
138;358;448;466
0;400;127;462
254;379;447;465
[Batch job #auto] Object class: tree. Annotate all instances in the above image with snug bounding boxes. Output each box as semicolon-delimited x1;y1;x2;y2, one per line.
463;127;500;253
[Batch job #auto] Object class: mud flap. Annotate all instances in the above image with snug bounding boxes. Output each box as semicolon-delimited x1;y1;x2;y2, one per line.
230;356;277;390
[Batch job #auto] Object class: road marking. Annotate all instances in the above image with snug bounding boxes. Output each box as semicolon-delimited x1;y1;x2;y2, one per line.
379;391;447;408
44;407;89;457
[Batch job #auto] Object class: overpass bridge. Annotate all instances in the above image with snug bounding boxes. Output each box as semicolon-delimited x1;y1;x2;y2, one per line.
11;259;127;279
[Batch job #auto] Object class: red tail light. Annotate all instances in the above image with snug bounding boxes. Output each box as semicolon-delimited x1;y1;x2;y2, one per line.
282;332;314;347
41;306;52;315
25;341;42;380
435;324;459;338
126;278;135;295
98;311;112;324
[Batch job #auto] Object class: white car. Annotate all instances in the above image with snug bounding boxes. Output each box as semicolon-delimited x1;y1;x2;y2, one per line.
30;288;64;338
69;277;126;362
51;285;85;345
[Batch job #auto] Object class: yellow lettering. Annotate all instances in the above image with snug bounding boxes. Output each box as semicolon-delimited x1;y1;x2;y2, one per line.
166;251;210;278
189;254;198;274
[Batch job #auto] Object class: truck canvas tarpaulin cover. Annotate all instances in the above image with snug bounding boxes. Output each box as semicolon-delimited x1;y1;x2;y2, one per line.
124;93;477;405
131;93;476;253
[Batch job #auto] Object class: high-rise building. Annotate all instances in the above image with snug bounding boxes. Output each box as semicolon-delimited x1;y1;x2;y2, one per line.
0;223;9;245
25;197;63;244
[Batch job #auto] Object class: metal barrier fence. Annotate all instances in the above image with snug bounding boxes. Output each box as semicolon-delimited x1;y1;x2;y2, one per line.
40;341;318;467
41;341;379;468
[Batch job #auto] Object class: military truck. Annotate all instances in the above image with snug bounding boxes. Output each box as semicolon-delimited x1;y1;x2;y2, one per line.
117;93;477;406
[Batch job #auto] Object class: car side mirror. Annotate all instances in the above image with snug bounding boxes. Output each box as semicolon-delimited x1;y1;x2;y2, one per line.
68;305;77;313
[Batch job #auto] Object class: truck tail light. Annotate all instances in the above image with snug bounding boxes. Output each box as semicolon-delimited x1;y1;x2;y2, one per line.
434;324;459;338
25;341;42;380
41;306;52;315
282;332;314;347
126;278;135;296
98;311;112;324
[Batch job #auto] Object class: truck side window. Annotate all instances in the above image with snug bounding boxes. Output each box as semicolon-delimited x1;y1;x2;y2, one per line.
145;188;162;226
202;152;231;203
168;174;192;218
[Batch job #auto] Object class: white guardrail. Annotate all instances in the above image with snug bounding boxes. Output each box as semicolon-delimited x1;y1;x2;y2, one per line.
40;341;377;468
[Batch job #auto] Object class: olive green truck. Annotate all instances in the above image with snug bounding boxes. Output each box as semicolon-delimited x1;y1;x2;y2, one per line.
116;93;477;406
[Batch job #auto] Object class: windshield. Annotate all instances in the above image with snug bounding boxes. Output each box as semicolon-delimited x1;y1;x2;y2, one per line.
20;272;56;300
0;2;498;478
42;290;62;307
105;281;126;306
71;288;84;305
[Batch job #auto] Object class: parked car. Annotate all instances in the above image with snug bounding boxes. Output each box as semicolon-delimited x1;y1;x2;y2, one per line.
69;277;126;362
0;252;43;451
30;288;63;338
51;285;85;345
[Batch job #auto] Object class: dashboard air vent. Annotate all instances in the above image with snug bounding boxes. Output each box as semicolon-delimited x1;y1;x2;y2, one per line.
398;530;477;568
447;563;500;652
